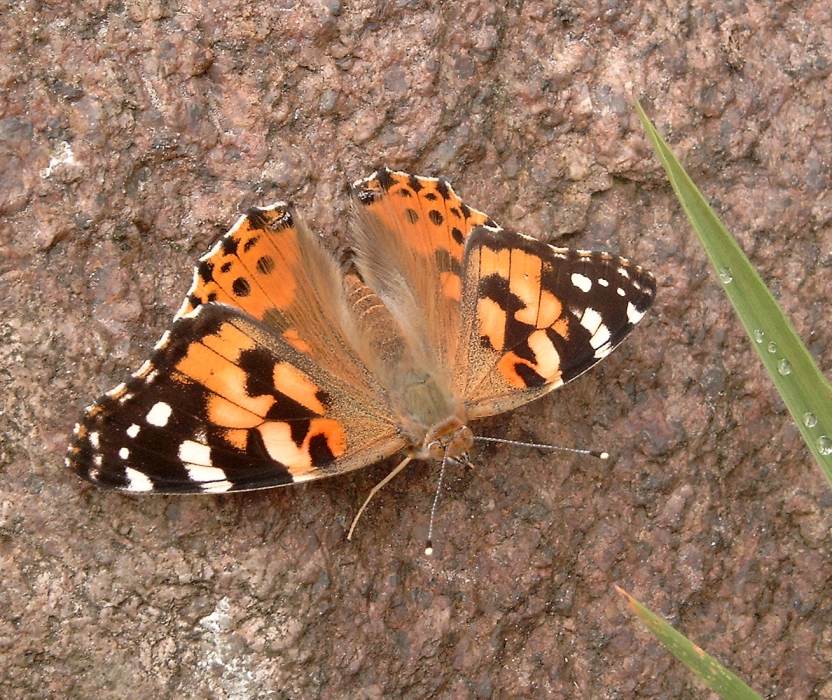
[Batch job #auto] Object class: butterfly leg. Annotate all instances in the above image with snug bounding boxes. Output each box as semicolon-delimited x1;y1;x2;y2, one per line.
347;455;413;541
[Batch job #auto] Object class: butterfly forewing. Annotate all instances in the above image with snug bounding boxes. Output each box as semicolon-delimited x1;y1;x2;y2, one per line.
458;227;656;419
67;305;405;494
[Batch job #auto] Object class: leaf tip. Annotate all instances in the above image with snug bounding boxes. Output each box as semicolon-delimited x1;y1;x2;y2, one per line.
614;585;637;609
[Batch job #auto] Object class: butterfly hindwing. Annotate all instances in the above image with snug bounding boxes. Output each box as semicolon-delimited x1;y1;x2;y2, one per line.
67;305;405;494
349;167;501;376
458;227;656;418
177;202;384;405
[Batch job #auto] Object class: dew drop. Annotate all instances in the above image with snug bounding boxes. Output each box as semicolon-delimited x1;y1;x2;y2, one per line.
803;412;818;428
777;359;792;376
717;267;733;284
818;436;832;457
753;329;764;344
767;341;777;354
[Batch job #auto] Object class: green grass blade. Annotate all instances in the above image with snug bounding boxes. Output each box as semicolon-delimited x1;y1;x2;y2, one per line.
615;587;762;699
636;102;832;485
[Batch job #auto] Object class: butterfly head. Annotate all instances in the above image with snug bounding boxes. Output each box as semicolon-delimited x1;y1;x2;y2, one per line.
419;416;474;461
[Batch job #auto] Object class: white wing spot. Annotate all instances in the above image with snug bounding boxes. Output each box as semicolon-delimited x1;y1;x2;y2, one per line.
119;447;130;459
179;440;213;466
598;278;609;287
627;302;646;325
200;480;234;493
571;273;592;293
126;424;140;438
125;467;153;492
580;307;603;335
590;323;611;349
146;402;172;427
89;431;100;449
133;360;153;378
185;464;226;482
154;331;172;350
618;267;630;279
616;287;626;297
594;344;614;360
106;382;127;398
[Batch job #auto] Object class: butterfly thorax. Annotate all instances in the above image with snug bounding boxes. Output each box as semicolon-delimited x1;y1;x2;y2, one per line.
393;370;472;460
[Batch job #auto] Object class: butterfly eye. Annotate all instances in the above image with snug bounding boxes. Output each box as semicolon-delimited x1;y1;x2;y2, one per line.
426;440;444;460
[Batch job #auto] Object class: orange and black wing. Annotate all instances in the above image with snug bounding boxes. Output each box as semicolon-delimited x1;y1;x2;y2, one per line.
67;202;404;494
176;201;383;403
67;305;404;493
349;167;500;377
458;227;656;419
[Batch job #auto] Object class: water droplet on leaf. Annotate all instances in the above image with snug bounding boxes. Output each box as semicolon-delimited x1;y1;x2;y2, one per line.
803;412;818;428
753;329;764;344
777;359;792;375
767;341;777;354
818;436;832;456
717;267;733;284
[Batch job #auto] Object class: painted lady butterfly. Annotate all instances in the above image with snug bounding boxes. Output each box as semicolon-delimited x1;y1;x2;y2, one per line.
67;168;655;526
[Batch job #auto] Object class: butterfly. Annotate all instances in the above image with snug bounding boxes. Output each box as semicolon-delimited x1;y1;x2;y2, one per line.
66;167;655;530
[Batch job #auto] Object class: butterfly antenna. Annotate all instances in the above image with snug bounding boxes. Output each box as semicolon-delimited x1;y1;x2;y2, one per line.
424;451;449;556
474;435;609;460
347;455;413;541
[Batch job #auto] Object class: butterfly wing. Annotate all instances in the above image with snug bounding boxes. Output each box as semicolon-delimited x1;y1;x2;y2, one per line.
349;167;501;377
67;305;405;493
177;201;383;404
68;203;407;493
457;227;656;419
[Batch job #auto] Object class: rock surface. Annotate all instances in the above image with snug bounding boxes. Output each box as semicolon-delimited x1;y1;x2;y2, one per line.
2;1;831;697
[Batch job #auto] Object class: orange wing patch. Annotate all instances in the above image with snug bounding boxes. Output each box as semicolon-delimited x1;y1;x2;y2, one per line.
352;167;502;301
176;203;299;321
174;202;383;403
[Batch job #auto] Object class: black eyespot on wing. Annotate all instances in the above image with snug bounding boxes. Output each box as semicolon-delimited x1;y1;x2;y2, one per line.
246;207;270;230
308;432;337;466
514;362;547;387
232;277;251;297
256;255;275;274
376;166;395;191
222;236;239;255
198;261;214;282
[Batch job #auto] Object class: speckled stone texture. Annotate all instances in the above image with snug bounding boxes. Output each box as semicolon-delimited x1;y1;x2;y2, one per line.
2;1;831;697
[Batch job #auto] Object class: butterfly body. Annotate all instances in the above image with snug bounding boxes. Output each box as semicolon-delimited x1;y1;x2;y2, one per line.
67;168;655;498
